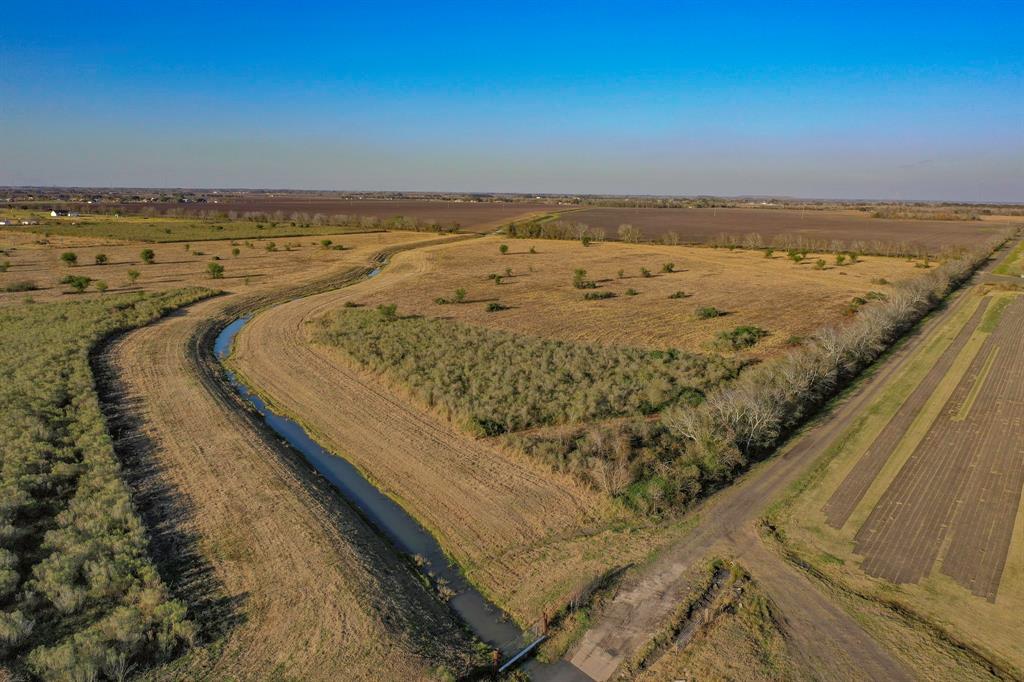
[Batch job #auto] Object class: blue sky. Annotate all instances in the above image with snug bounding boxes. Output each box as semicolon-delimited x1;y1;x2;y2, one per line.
1;1;1022;200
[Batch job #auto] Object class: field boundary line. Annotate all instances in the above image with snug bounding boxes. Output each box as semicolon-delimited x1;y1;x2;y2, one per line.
952;346;999;422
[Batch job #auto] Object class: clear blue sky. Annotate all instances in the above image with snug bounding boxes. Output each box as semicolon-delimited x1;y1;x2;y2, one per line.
2;1;1021;200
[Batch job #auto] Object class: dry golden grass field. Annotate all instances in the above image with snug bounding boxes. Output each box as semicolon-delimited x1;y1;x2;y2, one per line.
227;246;691;627
332;235;922;356
0;229;426;305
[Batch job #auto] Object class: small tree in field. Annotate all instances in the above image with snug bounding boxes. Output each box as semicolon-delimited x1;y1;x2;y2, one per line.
377;303;398;321
661;262;675;273
232;247;240;257
321;239;333;249
140;248;155;264
126;269;140;285
763;248;774;259
94;253;108;265
834;253;846;266
572;268;596;289
207;262;225;279
60;252;77;267
61;275;92;293
814;258;826;270
454;288;467;303
95;280;108;294
499;244;509;255
529;246;537;254
640;267;652;278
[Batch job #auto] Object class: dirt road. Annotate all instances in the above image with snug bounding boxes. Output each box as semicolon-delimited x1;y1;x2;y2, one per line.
98;234;480;680
566;240;1021;680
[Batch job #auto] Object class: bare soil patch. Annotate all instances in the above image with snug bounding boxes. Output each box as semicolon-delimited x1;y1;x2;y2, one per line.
854;295;1024;599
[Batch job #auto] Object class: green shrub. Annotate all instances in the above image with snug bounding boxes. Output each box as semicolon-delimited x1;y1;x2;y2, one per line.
126;269;140;284
624;288;639;296
572;268;596;289
140;248;155;264
0;290;208;678
94;253;108;265
661;262;674;273
713;325;768;350
696;306;723;319
486;302;508;312
60;252;77;266
584;290;616;300
207;262;225;279
2;280;36;292
60;275;92;293
640;268;652;278
499;244;509;255
668;291;687;299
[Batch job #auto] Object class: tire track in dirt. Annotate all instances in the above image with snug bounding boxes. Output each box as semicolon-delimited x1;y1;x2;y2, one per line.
100;234;481;680
822;296;990;529
229;242;613;616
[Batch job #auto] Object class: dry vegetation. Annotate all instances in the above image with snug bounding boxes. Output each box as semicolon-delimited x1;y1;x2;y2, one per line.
634;562;804;682
0;289;212;680
332;236;921;357
0;229;429;305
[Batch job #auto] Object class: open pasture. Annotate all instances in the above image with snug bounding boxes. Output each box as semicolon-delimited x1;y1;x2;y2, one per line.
336;235;920;357
565;207;1012;254
0;229;427;304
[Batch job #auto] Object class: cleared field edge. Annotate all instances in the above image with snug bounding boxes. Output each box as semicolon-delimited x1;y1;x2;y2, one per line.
759;288;1023;677
94;235;489;679
221;246;686;629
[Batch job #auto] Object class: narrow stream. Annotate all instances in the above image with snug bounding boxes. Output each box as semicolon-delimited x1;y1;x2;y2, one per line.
213;316;530;658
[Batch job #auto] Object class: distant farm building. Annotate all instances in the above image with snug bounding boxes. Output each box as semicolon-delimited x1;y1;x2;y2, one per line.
50;209;80;217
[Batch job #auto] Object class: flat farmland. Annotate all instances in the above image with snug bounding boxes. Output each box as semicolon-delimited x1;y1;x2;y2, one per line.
0;229;427;304
567;207;1011;253
118;197;558;230
328;235;920;357
771;288;1024;674
227;251;687;626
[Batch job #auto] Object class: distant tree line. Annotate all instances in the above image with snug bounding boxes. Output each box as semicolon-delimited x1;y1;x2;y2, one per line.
0;289;210;679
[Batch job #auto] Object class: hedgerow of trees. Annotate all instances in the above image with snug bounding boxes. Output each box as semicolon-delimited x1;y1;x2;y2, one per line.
0;289;210;679
314;310;743;436
506;235;1007;514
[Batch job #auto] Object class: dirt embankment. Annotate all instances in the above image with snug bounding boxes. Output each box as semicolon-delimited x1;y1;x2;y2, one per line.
228;241;672;624
98;234;481;680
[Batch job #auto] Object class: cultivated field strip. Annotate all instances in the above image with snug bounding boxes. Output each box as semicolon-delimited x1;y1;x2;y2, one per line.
853;296;1024;598
941;300;1024;599
822;296;990;528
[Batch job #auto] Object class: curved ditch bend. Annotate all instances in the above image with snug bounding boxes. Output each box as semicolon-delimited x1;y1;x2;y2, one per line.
213;306;534;660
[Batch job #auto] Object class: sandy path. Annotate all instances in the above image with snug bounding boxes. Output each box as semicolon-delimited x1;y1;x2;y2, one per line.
230;243;612;613
99;235;477;680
